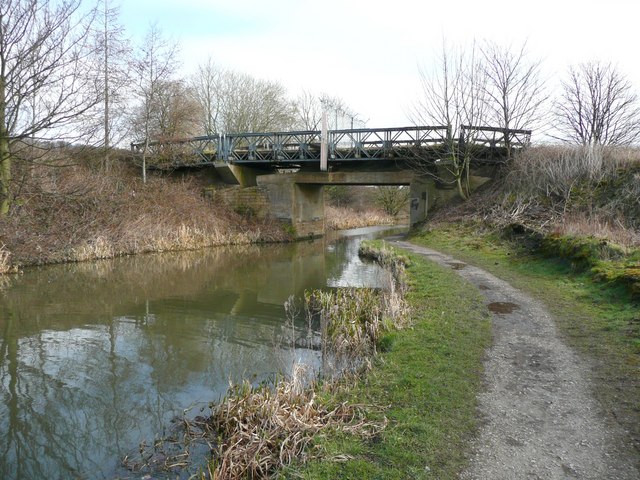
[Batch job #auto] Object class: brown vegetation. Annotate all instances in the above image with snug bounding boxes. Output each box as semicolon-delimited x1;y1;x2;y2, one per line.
429;145;640;248
325;205;397;231
0;153;289;269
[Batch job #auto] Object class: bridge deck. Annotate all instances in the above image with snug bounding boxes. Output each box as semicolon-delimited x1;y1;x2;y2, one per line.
130;125;531;169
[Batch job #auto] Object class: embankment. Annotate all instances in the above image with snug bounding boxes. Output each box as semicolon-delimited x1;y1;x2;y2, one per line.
408;145;640;456
0;156;405;273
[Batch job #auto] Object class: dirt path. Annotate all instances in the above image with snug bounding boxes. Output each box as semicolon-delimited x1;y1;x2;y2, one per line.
392;240;639;480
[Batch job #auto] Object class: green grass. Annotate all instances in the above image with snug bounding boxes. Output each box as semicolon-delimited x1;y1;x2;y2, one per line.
285;242;491;479
410;223;639;450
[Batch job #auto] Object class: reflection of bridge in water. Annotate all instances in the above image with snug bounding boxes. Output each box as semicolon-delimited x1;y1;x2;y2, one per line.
131;124;531;168
131;125;531;238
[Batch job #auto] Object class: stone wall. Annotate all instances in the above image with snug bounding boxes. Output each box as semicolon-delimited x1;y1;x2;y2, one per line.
207;186;272;219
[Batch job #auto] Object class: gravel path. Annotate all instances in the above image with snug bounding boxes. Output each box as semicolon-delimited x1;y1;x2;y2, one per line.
392;240;639;480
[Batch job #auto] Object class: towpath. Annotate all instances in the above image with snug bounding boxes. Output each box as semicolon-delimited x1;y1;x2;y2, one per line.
392;240;639;480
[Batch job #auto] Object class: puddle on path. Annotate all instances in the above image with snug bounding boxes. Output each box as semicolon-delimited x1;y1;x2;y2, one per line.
478;284;491;291
487;302;520;314
447;262;467;270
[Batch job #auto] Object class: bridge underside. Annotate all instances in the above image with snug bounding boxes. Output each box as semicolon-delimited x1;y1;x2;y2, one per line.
257;171;435;238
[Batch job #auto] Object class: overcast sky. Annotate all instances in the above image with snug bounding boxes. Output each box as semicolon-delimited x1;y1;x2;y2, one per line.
119;0;639;134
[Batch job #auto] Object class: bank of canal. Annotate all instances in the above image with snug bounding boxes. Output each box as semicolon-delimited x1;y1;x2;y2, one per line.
0;226;404;480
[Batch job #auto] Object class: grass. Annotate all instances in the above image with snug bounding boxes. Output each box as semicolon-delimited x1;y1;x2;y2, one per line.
286;241;491;479
410;223;640;451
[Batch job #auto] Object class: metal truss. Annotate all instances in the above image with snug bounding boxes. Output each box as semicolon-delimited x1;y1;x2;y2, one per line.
460;125;532;149
329;126;450;160
219;131;323;162
130;124;529;167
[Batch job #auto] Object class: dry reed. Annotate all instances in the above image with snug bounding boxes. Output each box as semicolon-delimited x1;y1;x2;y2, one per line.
305;244;410;376
204;365;385;479
325;205;398;230
0;244;11;274
125;365;386;480
458;145;640;246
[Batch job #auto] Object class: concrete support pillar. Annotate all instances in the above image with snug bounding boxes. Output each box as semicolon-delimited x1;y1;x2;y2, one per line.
409;178;435;226
259;176;325;239
293;184;324;238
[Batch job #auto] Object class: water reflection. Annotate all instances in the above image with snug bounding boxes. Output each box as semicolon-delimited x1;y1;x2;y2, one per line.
0;226;405;479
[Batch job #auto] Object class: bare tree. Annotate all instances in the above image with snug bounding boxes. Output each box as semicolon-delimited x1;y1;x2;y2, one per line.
375;186;410;217
411;41;487;200
218;71;295;133
0;0;100;214
481;41;546;158
293;91;364;133
132;79;201;141
131;24;179;183
190;57;223;135
294;90;323;131
555;61;640;146
92;0;131;167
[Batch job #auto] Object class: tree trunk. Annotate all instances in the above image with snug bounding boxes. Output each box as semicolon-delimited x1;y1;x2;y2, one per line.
456;175;469;201
142;139;148;184
0;72;9;215
0;136;10;215
103;0;110;172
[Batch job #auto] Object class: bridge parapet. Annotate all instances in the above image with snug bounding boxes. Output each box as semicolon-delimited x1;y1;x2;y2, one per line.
460;125;531;149
130;124;530;168
220;130;322;162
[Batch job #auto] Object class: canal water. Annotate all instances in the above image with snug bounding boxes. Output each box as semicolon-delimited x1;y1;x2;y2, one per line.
0;226;405;480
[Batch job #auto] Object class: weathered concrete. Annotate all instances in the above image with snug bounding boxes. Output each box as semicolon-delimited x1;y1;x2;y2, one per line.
257;171;434;239
256;176;325;238
211;166;494;239
225;164;262;187
409;178;434;226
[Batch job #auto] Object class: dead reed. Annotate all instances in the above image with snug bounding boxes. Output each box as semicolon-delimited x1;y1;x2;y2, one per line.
453;145;640;247
302;244;410;377
325;205;398;230
204;365;385;479
0;244;10;274
124;365;386;480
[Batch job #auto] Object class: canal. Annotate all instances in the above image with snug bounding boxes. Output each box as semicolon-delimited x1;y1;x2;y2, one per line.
0;226;404;479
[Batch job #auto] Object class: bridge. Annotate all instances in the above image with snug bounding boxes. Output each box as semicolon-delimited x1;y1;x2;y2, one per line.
131;124;531;238
131;124;530;168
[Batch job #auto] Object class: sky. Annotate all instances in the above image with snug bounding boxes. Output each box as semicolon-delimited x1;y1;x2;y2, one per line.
119;0;639;135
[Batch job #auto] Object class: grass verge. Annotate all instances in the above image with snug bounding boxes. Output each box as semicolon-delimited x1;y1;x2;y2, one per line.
410;223;640;452
286;241;491;479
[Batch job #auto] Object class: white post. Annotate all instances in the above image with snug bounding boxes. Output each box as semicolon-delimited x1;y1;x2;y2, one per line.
320;112;328;171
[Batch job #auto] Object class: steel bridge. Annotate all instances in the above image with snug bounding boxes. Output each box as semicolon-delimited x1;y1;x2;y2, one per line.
130;124;531;169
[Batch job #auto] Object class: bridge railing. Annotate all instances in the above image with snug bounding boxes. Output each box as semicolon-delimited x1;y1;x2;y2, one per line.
329;126;450;160
220;130;323;162
460;125;531;149
130;134;220;165
130;124;531;166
